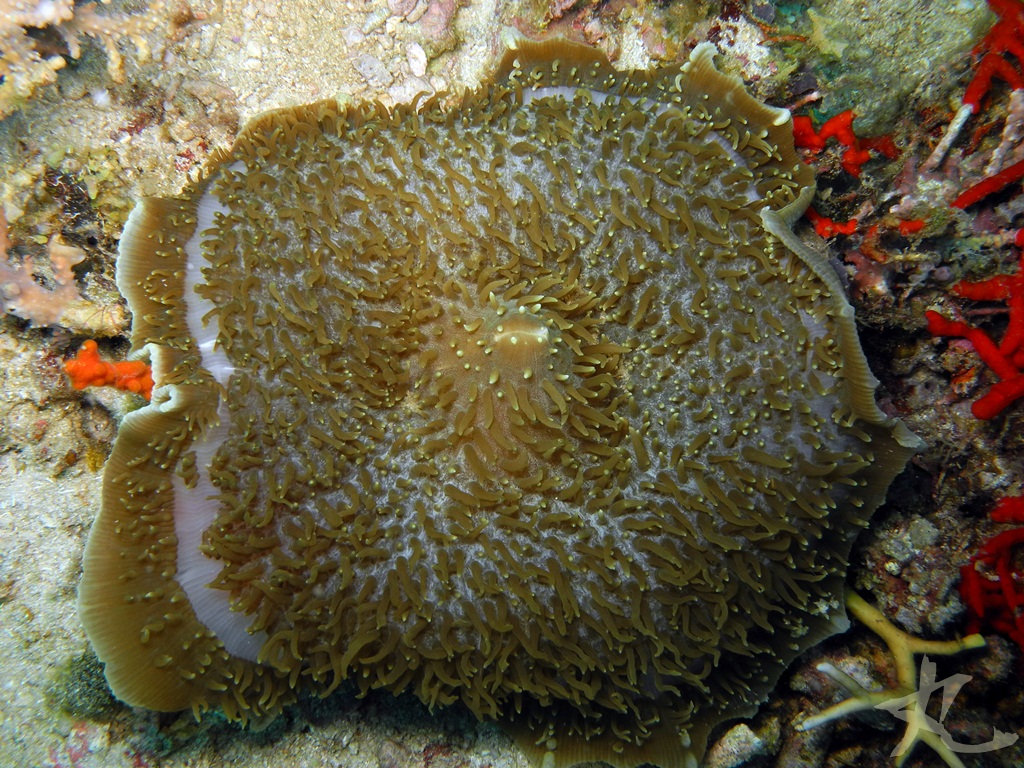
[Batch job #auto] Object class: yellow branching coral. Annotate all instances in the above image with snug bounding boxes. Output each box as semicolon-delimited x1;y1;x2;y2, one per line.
796;590;1015;768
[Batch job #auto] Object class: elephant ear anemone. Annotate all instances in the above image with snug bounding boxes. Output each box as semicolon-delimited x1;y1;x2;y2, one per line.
78;37;921;768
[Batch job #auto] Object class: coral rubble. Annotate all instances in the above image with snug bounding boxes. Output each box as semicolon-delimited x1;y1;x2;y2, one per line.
0;0;166;118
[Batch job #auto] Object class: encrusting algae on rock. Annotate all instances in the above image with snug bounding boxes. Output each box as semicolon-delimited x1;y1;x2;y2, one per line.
77;38;922;768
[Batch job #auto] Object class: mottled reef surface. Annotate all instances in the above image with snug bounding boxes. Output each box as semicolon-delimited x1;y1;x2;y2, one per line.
1;0;1023;767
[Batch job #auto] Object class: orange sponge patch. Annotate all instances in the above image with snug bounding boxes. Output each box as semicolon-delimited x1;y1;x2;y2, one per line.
64;340;153;400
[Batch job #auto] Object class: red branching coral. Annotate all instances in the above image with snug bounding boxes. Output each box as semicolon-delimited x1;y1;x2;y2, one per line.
926;0;1024;175
793;111;900;241
897;218;927;236
926;248;1024;418
960;494;1024;651
963;0;1024;113
953;155;1024;208
793;109;898;177
804;207;858;238
64;339;153;399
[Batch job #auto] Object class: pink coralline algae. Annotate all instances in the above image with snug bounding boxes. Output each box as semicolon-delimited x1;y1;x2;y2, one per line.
0;209;85;327
0;210;127;335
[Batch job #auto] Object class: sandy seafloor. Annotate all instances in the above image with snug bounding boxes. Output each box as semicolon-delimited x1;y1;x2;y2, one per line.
2;0;1024;767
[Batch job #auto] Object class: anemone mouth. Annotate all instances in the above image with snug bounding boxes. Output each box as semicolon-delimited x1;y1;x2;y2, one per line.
418;301;564;404
78;37;919;768
409;296;580;477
